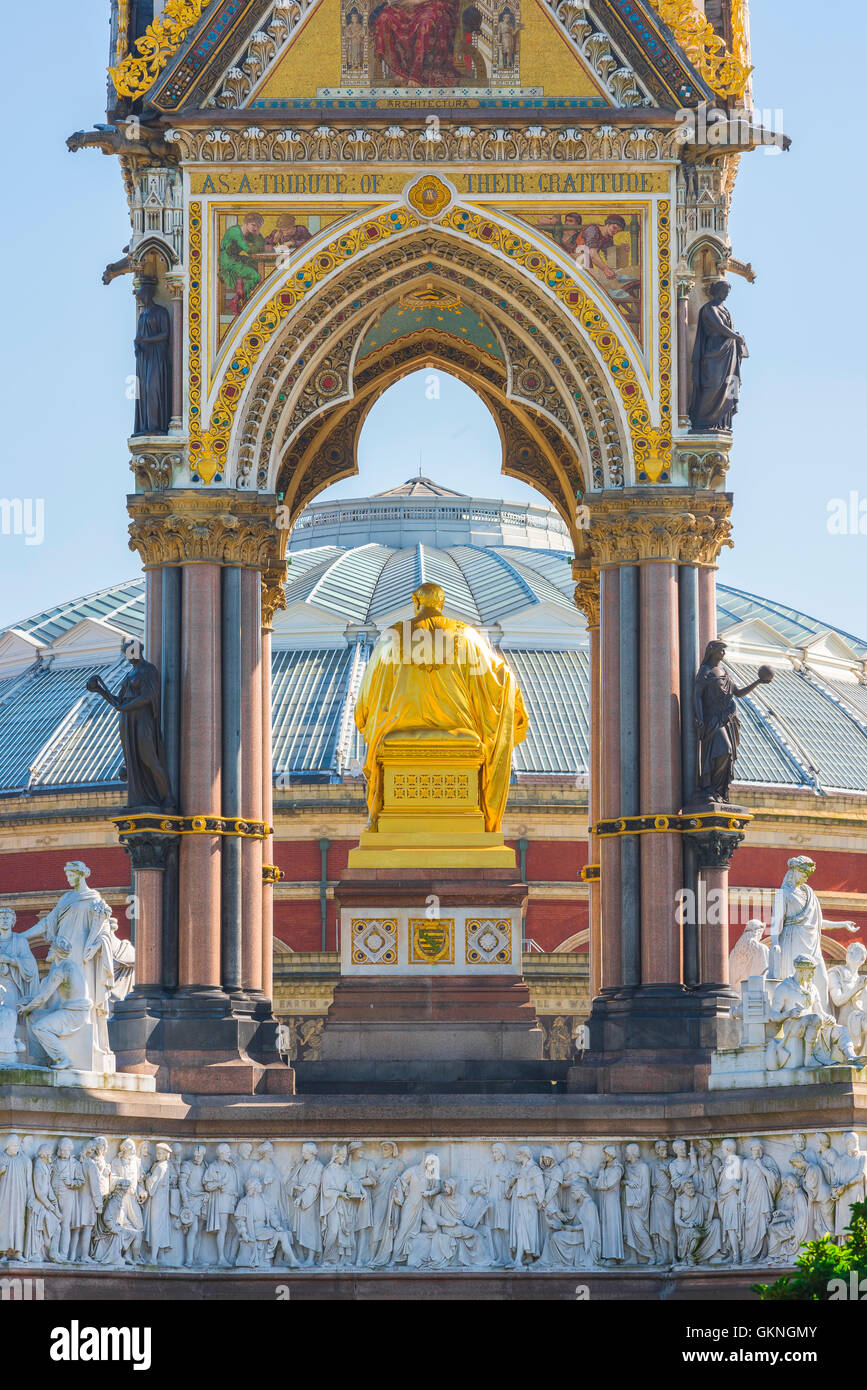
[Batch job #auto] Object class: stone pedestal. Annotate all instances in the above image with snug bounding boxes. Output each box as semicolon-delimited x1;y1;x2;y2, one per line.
319;867;543;1064
348;731;515;869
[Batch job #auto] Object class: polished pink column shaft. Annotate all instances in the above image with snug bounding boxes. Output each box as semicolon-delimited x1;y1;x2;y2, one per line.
261;622;274;1001
133;867;163;988
599;567;622;991
639;562;683;986
145;568;162;670
179;563;222;988
702;865;730;988
697;564;717;657
241;568;264;994
588;622;603;998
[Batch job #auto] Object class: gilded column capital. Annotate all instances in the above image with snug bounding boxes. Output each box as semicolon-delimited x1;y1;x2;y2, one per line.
571;564;600;630
262;563;289;631
585;490;733;568
127;490;281;568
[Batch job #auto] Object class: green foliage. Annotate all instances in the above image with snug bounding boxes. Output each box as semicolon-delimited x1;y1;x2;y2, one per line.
754;1200;867;1300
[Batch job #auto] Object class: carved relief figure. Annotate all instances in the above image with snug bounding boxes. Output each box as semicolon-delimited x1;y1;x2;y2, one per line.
0;1133;31;1261
144;1142;175;1265
593;1146;624;1262
476;1141;514;1267
203;1143;240;1266
320;1144;361;1266
25;1143;61;1263
717;1139;742;1265
674;1179;723;1265
348;1141;377;1264
831;1132;867;1242
767;1177;810;1264
623;1143;653;1264
288;1142;324;1266
508;1148;544;1267
369;1140;404;1266
392;1153;441;1264
741;1140;780;1263
649;1140;676;1265
51;1136;84;1263
179;1145;208;1266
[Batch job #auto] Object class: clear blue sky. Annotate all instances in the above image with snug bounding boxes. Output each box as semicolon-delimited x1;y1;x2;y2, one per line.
1;2;865;637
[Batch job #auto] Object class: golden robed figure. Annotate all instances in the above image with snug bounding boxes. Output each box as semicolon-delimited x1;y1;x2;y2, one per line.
350;582;528;868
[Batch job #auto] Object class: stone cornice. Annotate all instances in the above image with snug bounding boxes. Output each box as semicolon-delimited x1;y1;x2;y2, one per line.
127;489;282;567
586;489;733;567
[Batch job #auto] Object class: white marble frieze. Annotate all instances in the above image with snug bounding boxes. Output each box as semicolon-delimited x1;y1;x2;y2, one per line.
1;1129;864;1274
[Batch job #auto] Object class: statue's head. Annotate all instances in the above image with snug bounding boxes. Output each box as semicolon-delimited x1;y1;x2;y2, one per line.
216;1143;231;1161
702;639;727;667
122;637;144;666
332;1143;347;1165
135;276;157;307
301;1142;317;1160
5;1133;20;1156
654;1140;669;1158
193;1145;206;1163
155;1142;172;1162
380;1140;398;1158
64;860;90;888
787;855;816;885
709;280;731;302
412;582;445;615
794;954;815;984
625;1143;640;1163
0;907;14;935
844;1131;860;1156
245;1178;263;1196
847;942;867;970
744;919;766;941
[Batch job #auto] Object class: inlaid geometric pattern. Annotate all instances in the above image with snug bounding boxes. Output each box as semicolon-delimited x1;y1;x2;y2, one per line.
350;917;398;966
409;918;455;965
392;773;471;800
465;917;512;965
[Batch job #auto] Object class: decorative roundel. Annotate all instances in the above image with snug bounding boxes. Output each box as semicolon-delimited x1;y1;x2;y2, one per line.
516;445;534;464
517;369;543;396
314;368;343;397
405;175;452;220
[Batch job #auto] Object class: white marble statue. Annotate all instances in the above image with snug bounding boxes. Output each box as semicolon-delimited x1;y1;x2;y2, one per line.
729;919;770;992
0;907;39;1012
20;863;115;1058
767;955;860;1070
74;1138;106;1263
772;856;857;1009
108;916;136;1002
0;979;25;1061
828;943;867;1053
51;1136;84;1262
391;1153;441;1266
17;937;92;1071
